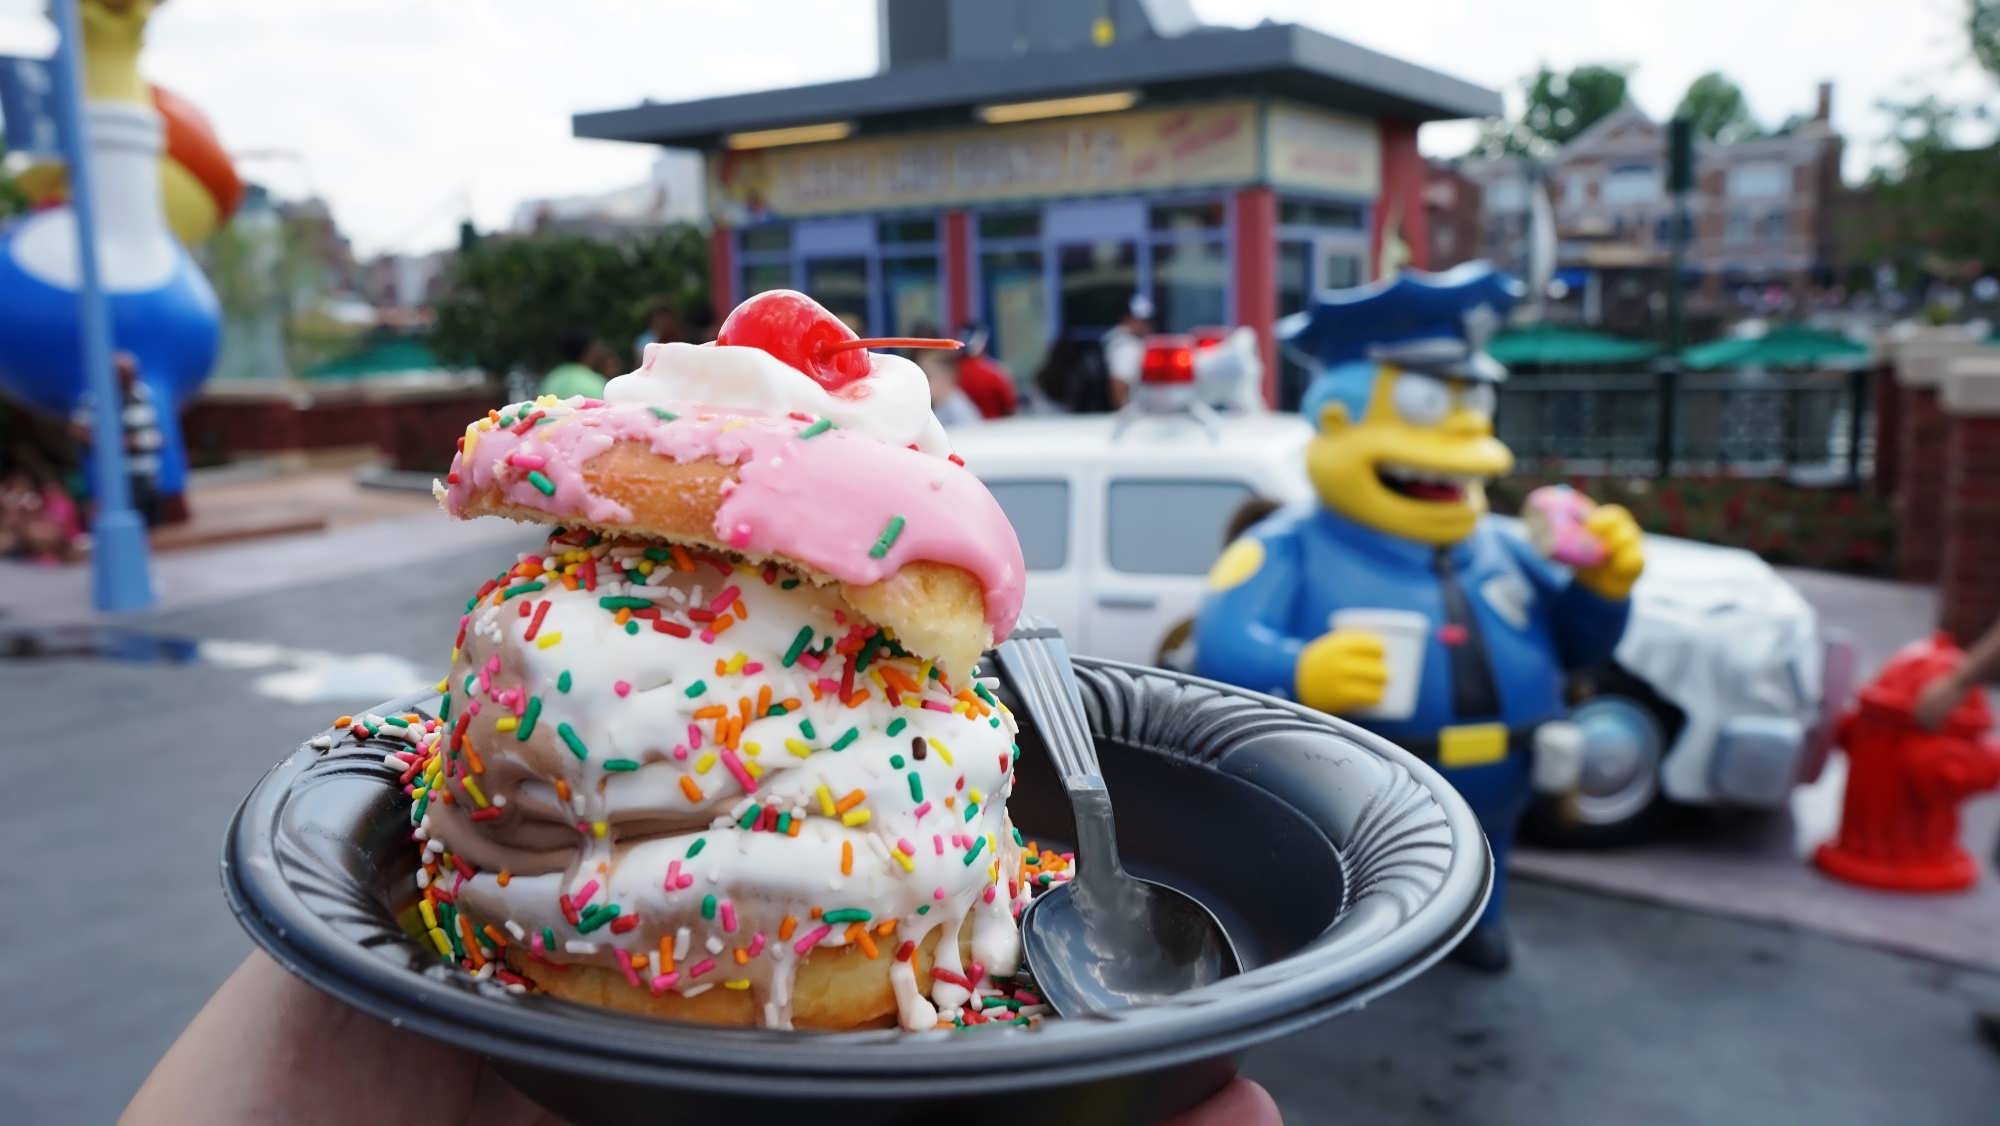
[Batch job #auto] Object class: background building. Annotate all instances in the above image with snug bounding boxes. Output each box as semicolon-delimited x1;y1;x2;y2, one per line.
1423;158;1483;270
571;0;1498;405
509;152;705;239
1459;83;1844;329
358;249;451;312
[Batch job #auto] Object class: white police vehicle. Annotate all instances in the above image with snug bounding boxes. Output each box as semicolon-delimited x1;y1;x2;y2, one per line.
956;337;1850;845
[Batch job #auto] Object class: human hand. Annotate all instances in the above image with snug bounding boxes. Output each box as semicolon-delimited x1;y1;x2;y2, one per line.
124;951;562;1125
129;953;1279;1125
1162;1077;1282;1126
1913;674;1967;731
1572;503;1644;601
1295;629;1389;714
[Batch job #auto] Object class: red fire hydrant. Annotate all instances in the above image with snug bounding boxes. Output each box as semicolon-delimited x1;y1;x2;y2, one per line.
1814;633;2000;892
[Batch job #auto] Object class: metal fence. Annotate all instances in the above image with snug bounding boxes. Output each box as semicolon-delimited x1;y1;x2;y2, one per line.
1495;368;1874;482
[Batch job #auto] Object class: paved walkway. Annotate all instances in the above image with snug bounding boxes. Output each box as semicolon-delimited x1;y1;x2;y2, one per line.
0;497;533;629
1514;567;2000;973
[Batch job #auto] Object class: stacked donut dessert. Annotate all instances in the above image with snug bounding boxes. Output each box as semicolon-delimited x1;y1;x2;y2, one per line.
400;290;1066;1031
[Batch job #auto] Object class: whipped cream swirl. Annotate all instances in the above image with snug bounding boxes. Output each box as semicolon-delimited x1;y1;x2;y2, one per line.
605;341;951;456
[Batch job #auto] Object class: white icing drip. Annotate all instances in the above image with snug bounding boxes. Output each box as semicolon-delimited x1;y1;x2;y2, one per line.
929;909;973;1016
971;883;1022;979
428;542;1026;1029
604;341;952;456
889;923;941;1030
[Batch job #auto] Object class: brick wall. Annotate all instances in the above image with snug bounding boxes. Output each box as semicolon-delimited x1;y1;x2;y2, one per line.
1939;357;2000;643
181;382;500;473
1940;414;2000;641
1870;366;1899;499
1894;385;1946;582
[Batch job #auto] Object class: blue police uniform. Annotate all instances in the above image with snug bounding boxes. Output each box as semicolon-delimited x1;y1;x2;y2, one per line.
1193;503;1629;936
1195;263;1636;965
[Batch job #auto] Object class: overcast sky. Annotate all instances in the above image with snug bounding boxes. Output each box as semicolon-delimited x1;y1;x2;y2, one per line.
114;0;1995;258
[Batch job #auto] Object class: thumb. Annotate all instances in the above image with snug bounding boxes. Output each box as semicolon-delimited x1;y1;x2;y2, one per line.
1160;1077;1282;1126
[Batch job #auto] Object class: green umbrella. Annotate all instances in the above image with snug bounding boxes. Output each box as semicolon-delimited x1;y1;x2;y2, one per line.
304;337;443;380
1487;323;1657;367
1681;325;1870;370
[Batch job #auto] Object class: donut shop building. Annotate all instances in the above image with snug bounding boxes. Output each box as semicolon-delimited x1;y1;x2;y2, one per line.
572;0;1499;407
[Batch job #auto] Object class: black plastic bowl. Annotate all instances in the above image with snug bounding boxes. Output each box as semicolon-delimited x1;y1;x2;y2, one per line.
223;657;1490;1125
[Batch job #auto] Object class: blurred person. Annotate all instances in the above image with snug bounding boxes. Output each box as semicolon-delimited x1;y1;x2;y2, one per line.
918;347;982;428
3;401;87;563
0;471;83;564
69;353;165;527
954;322;1018;420
125;951;1280;1124
683;298;718;344
539;328;607;400
585;339;627;379
1912;617;2000;1053
1031;337;1114;415
633;296;685;354
1101;294;1153;409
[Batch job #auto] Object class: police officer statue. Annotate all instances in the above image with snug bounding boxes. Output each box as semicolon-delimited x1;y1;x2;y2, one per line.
1194;264;1644;970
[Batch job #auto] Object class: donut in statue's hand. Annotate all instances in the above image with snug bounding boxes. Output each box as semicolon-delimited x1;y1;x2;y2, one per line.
1521;484;1608;569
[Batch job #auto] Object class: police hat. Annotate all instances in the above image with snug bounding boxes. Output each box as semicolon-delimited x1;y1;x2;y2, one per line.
1278;262;1523;383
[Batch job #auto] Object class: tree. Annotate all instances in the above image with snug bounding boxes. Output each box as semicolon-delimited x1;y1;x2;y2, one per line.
1974;0;2000;80
202;193;361;377
1676;72;1758;142
1840;3;2000;284
431;225;709;378
0;142;26;222
1472;64;1632;157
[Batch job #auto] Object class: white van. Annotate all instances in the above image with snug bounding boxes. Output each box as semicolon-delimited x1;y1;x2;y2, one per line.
954;408;1849;845
952;410;1314;666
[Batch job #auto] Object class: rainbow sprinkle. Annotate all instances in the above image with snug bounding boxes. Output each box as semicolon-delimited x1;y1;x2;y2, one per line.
393;523;1068;1030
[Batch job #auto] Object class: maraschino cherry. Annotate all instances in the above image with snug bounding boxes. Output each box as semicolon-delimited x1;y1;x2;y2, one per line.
715;289;959;392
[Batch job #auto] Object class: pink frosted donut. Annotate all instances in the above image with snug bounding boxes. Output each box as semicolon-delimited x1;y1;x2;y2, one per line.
1522;485;1607;568
440;397;1025;675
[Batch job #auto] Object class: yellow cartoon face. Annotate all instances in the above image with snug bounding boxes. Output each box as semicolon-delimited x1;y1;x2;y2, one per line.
80;0;157;104
1306;365;1514;545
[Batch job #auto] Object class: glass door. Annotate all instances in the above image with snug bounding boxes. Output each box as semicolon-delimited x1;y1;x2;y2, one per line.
794;217;878;334
1046;199;1147;342
981;248;1048;380
1056;239;1139;339
1317;239;1364;290
804;257;871;333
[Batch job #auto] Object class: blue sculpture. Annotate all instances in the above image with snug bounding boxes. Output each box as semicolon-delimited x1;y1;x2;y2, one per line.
0;3;221;506
1194;264;1646;970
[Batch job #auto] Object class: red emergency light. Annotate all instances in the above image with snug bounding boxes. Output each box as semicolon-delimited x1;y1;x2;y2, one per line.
1140;335;1197;385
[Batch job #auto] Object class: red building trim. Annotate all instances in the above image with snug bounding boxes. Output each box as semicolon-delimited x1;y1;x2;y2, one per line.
1369;118;1429;278
943;210;971;331
1231;186;1278;406
709;225;737;322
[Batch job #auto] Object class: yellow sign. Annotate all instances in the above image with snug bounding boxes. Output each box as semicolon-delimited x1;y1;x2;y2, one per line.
1266;101;1380;198
709;101;1260;221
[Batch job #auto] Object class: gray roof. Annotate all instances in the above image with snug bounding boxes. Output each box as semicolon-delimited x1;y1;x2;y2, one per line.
573;22;1500;148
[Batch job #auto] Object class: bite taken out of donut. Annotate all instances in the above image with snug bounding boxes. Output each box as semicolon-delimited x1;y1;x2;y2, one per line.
442;402;1020;678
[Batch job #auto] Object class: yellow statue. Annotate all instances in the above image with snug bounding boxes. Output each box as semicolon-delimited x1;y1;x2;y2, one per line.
18;0;243;246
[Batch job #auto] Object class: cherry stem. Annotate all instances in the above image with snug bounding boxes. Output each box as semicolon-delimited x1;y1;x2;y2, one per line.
818;337;964;355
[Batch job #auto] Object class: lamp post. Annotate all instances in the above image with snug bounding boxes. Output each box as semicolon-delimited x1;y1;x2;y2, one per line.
51;0;153;610
1656;116;1694;479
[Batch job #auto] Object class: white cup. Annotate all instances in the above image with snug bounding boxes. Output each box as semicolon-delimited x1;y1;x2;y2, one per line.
1331;608;1429;721
1532;721;1585;794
